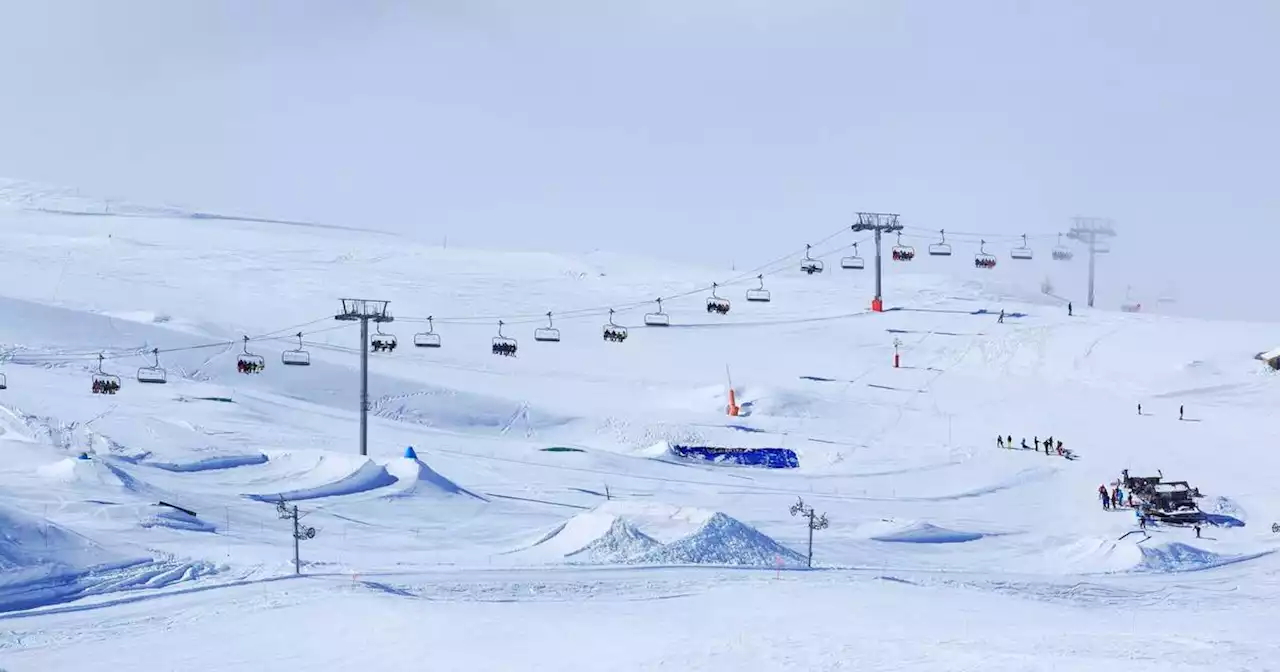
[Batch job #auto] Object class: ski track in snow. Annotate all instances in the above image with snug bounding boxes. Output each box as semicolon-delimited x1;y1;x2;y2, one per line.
0;203;1279;669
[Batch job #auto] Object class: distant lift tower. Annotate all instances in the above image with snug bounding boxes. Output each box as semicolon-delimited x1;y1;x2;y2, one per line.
851;212;903;312
1066;217;1116;308
335;298;394;456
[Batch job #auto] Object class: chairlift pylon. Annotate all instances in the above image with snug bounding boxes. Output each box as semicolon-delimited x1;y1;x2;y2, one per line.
282;332;312;366
371;323;398;353
745;274;772;302
1052;234;1074;261
800;244;824;274
840;243;865;270
492;320;518;356
534;311;562;342
603;309;628;342
974;239;997;269
237;336;265;374
705;282;731;314
643;298;670;327
1011;233;1033;260
413;316;442;348
136;347;168;384
928;229;952;257
892;233;915;262
92;353;121;394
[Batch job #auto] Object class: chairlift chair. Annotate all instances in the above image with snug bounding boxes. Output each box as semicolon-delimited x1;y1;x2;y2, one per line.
281;332;312;366
237;336;265;374
891;233;915;261
0;372;8;390
136;348;168;384
745;275;772;302
92;354;122;394
840;243;865;270
800;244;824;274
705;283;731;314
492;320;518;356
534;312;562;342
1010;234;1034;260
928;229;952;257
413;316;442;348
974;240;997;269
603;309;628;342
1052;234;1074;261
643;298;670;327
371;324;398;353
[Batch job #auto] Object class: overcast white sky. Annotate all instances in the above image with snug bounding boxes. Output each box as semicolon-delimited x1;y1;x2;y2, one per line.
0;1;1275;318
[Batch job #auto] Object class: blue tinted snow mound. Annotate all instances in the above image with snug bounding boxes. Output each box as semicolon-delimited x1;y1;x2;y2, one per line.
869;521;985;544
1136;542;1271;573
148;453;268;472
245;459;397;502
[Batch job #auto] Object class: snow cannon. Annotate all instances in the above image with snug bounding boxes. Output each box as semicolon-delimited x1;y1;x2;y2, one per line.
403;446;418;460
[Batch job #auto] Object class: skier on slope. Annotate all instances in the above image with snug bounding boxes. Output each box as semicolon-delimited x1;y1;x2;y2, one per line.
997;435;1005;449
1068;302;1073;316
1021;438;1029;450
1099;485;1111;510
998;310;1005;324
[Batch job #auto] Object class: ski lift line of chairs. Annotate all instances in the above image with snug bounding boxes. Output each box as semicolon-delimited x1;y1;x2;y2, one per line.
414;316;442;348
892;233;915;262
1011;233;1034;260
371;323;398;353
1052;234;1074;261
800;244;824;275
928;229;952;257
92;353;121;394
974;239;997;269
841;243;865;270
237;336;265;374
644;298;671;327
492;320;518;356
534;312;562;342
282;332;312;366
706;282;731;314
603;309;628;342
136;347;168;384
745;274;772;303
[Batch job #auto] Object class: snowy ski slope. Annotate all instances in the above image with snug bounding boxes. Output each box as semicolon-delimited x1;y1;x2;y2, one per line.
1;191;1279;670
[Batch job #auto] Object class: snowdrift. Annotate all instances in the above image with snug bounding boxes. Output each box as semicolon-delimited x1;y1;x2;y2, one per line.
515;501;805;567
37;455;147;492
383;456;486;501
0;502;215;612
245;454;481;502
1047;537;1271;575
861;520;986;544
141;506;218;533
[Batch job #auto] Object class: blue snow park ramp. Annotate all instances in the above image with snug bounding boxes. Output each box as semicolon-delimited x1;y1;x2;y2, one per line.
670;445;799;469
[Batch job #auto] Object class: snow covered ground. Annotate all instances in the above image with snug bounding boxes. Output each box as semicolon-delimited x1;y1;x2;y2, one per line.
1;189;1279;670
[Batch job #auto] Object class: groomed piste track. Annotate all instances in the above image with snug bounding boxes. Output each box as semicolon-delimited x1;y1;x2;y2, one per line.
1;196;1279;669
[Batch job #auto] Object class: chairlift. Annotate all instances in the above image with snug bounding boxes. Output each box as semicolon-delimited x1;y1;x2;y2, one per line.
1095;241;1111;254
534;312;562;342
745;274;772;302
281;332;312;366
492;320;518;356
136;348;168;384
1052;234;1073;261
891;233;915;261
603;309;628;342
800;244;824;274
928;229;952;257
371;324;398;353
413;316;442;348
974;240;997;269
237;336;265;374
840;243;865;270
643;298;670;327
705;283;731;314
1010;234;1034;260
92;353;121;394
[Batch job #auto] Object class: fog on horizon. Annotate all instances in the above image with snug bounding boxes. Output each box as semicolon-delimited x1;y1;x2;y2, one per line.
0;1;1275;320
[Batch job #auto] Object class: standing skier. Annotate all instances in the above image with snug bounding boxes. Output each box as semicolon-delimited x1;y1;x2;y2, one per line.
1180;405;1184;420
1137;403;1142;415
998;309;1005;324
997;435;1005;449
1068;302;1073;316
1099;485;1111;510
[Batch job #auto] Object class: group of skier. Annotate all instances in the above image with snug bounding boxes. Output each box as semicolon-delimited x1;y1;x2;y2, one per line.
997;434;1066;457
